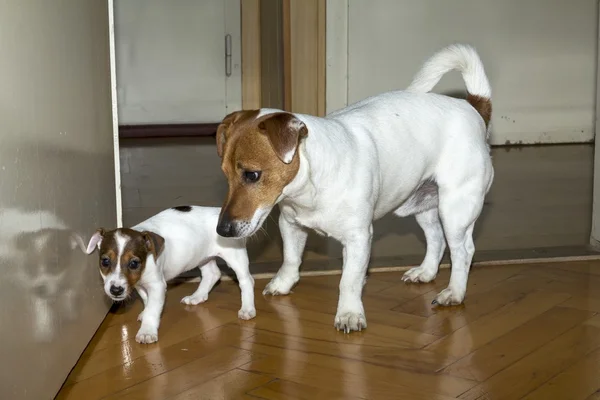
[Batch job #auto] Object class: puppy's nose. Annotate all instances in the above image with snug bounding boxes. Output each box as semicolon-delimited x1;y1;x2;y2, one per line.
216;211;235;237
110;285;125;297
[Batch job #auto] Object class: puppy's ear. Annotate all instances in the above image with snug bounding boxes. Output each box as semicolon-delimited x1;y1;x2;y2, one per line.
216;110;246;158
86;228;105;255
142;231;165;258
258;112;308;164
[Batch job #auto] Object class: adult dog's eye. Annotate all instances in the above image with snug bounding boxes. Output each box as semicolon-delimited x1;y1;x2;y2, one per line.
129;260;140;270
243;170;261;183
101;257;111;267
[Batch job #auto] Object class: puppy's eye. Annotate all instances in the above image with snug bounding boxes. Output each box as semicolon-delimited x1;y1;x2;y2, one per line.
100;257;111;267
129;260;140;270
243;170;261;183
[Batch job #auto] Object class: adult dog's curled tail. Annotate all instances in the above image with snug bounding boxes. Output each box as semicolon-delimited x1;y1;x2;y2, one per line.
407;44;492;136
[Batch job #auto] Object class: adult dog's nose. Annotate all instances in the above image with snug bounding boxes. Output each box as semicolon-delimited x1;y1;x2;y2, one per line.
216;211;235;237
110;285;124;297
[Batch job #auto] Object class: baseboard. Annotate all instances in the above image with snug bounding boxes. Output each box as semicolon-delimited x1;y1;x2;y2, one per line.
119;123;219;139
172;245;600;283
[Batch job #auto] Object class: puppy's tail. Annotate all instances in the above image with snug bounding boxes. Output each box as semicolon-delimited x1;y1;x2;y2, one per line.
407;44;492;136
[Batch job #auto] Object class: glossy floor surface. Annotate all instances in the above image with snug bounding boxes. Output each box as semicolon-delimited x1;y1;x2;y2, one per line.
58;261;600;399
120;139;594;274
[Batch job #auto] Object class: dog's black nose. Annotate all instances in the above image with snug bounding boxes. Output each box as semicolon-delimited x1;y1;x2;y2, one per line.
110;285;125;296
216;211;235;237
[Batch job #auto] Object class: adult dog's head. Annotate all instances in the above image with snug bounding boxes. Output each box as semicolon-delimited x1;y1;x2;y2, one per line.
215;110;308;238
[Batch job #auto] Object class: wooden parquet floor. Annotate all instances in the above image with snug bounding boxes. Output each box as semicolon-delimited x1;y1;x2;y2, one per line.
57;261;600;400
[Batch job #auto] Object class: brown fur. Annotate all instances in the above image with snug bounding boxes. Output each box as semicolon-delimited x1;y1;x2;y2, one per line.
97;228;165;292
216;111;307;222
466;93;492;127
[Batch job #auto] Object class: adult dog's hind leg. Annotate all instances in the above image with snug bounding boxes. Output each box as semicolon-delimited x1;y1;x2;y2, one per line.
433;188;483;306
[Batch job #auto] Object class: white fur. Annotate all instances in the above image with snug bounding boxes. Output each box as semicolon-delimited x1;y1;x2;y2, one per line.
256;44;494;332
103;231;128;298
88;206;254;344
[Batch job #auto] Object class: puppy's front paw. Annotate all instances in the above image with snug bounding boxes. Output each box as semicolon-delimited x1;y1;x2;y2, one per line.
135;327;158;344
137;311;145;322
181;293;209;306
263;274;298;296
238;307;256;320
432;287;465;306
334;311;367;333
402;266;437;283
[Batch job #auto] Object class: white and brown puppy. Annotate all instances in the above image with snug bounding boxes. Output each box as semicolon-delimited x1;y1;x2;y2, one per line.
85;206;254;344
215;44;494;333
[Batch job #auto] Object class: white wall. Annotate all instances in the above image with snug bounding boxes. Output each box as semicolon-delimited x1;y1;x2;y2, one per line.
327;0;598;145
114;0;241;125
0;1;117;398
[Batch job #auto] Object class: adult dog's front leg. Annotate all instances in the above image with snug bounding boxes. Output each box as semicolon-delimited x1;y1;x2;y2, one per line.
135;281;166;344
335;228;372;333
263;213;308;296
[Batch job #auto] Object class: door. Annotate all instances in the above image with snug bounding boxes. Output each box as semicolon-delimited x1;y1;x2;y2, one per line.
114;0;242;125
0;1;118;399
327;0;598;146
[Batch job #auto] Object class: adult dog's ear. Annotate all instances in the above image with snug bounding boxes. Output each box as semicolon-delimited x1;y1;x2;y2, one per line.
258;112;308;164
216;110;246;158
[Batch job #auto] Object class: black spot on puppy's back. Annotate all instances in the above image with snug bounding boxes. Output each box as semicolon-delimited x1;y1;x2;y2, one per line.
172;205;192;212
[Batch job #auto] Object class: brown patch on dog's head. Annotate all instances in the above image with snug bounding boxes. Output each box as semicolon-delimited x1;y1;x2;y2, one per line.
215;110;308;237
87;228;165;300
466;93;492;127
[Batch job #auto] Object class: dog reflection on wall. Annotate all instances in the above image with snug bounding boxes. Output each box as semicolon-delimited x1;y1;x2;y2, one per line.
0;208;86;342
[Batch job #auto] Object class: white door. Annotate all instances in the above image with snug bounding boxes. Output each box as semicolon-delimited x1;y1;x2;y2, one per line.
0;1;119;399
327;0;598;145
114;0;242;125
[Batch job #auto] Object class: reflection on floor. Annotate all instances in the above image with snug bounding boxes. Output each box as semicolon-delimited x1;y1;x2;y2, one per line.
57;260;600;399
120;138;596;274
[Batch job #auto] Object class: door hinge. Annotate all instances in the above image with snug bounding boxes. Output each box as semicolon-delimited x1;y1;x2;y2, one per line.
225;34;232;77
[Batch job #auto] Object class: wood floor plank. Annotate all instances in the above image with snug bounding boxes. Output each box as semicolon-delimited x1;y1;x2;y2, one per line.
585;391;600;400
238;329;458;374
550;261;600;276
458;315;600;400
105;347;261;400
57;326;254;399
561;295;600;313
238;338;476;398
67;305;240;383
240;354;463;400
248;379;364;400
168;368;274;400
426;290;571;358
522;348;600;400
441;306;594;381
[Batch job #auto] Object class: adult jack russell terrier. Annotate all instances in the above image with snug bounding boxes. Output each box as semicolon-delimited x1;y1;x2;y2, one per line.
85;206;254;344
215;44;493;333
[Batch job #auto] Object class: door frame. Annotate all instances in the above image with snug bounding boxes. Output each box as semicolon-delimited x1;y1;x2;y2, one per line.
589;3;600;248
109;0;123;227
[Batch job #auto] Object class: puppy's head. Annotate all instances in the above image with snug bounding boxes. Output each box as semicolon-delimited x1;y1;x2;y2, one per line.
216;110;308;238
85;228;164;301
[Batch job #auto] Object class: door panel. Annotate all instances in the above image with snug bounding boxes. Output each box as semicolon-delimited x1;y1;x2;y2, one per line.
0;1;117;399
114;0;242;125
